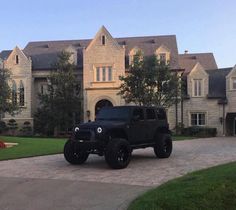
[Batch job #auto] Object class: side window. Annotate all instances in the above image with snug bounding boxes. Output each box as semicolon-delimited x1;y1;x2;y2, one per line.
157;108;166;120
133;108;144;120
146;109;156;120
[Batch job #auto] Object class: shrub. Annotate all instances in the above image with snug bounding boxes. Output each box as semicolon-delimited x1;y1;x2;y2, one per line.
7;119;18;136
182;126;217;137
20;121;32;136
0;121;7;134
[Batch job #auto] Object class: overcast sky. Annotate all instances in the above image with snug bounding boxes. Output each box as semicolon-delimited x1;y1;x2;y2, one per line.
0;0;235;68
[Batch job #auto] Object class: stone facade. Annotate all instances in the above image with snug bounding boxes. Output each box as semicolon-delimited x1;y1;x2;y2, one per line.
2;46;33;128
0;26;235;135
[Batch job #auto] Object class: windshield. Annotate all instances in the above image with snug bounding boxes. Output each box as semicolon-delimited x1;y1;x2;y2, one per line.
96;107;130;121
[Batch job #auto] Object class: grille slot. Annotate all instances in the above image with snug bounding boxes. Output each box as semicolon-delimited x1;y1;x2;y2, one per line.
75;130;91;141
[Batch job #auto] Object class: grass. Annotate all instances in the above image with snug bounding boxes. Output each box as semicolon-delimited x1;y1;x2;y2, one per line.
0;136;66;161
128;162;236;210
172;135;196;141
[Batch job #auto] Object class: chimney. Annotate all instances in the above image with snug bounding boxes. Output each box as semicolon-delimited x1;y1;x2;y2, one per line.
184;50;188;54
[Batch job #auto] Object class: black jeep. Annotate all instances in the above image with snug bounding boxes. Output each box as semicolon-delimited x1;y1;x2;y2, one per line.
64;106;172;169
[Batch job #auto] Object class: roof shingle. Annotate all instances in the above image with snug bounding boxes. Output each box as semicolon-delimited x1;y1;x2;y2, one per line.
179;53;218;74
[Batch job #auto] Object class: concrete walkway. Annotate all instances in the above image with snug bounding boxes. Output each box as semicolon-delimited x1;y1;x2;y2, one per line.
0;137;236;210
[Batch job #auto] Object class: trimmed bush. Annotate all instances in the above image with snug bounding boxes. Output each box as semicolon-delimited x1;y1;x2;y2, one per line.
0;121;7;134
182;126;217;137
7;119;18;136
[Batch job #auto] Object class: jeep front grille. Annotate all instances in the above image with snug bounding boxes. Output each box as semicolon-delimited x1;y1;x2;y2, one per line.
75;130;91;141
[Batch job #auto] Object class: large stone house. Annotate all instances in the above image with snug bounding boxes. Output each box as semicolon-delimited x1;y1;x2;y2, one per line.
0;26;235;136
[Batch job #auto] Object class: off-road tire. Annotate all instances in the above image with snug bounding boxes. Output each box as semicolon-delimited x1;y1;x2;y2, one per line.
64;140;89;164
105;138;131;169
154;133;172;158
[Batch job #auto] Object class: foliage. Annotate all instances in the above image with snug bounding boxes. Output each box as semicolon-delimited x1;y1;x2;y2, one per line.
128;162;236;210
34;51;82;136
182;126;217;137
119;52;181;108
0;136;66;160
7;119;18;135
0;67;19;119
20;121;32;136
0;121;7;134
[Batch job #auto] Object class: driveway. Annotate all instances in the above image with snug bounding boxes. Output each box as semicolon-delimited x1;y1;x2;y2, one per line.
0;137;236;210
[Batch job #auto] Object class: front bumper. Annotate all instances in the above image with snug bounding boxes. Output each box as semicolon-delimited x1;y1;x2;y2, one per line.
70;129;106;153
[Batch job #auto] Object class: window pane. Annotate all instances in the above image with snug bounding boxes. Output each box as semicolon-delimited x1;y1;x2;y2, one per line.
159;53;166;62
102;35;105;45
233;78;236;89
198;80;202;96
199;114;205;125
108;67;112;81
157;108;166;120
146;109;156;120
19;80;24;106
133;108;144;120
12;81;17;105
194;80;198;96
96;67;100;81
102;67;106;81
191;114;197;126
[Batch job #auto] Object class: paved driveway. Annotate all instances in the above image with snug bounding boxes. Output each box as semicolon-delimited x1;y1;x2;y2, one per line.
0;137;236;210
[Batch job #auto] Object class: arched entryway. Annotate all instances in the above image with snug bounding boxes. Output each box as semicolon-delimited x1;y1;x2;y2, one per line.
95;99;113;116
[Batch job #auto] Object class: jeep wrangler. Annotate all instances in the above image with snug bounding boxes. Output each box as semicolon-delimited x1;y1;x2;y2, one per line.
64;106;172;169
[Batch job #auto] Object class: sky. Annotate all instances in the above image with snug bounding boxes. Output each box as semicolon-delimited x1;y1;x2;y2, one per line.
0;0;235;68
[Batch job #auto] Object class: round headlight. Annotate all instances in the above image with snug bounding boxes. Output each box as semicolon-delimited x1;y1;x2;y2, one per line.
74;127;80;132
97;127;103;134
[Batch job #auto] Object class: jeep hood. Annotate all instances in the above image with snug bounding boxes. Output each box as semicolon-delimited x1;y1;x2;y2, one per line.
79;120;126;130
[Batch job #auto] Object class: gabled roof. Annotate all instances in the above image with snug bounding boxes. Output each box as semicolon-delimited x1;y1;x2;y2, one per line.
179;53;218;74
206;67;232;98
23;34;179;70
0;50;12;60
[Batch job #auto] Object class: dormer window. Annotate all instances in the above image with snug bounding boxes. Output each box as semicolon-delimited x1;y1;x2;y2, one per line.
193;79;203;97
102;35;106;45
232;77;236;90
129;48;143;65
155;45;170;64
159;53;166;63
16;55;19;64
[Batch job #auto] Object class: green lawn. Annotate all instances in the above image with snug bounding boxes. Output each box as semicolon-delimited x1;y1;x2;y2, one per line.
128;162;236;210
0;136;66;161
172;135;196;141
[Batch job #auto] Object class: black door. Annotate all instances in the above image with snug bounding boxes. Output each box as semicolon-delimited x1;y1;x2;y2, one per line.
129;108;146;144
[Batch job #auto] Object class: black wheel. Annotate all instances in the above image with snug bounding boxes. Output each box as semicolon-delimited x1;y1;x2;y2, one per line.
154;133;172;158
105;138;131;169
64;140;89;164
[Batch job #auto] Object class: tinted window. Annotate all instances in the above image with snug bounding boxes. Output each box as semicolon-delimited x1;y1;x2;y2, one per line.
146;109;156;120
96;107;130;121
157;108;166;120
133;108;144;120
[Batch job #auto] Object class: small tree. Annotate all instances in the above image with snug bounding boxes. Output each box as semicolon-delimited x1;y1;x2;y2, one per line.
21;121;32;136
34;51;82;136
0;67;19;120
119;53;181;108
7;119;18;136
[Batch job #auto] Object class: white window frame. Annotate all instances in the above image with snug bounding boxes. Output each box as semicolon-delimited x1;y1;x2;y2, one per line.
94;66;113;82
190;112;206;126
192;79;203;97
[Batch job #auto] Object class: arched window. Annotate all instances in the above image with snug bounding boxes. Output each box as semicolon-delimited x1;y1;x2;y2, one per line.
19;80;24;106
12;81;17;105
